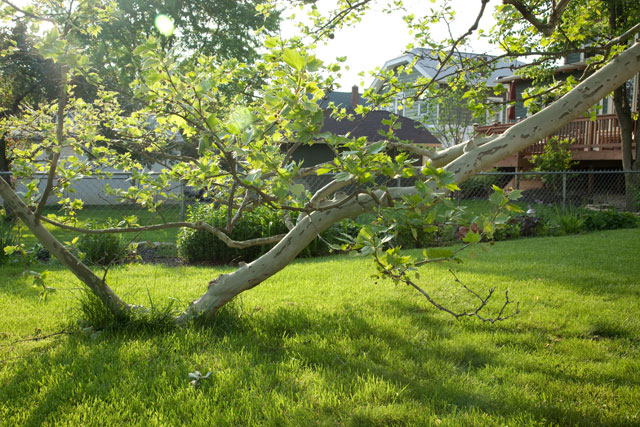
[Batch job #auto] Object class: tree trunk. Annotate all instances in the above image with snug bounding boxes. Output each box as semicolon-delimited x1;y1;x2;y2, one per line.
175;188;414;323
178;41;640;322
609;1;640;210
613;86;638;210
444;42;640;183
0;175;131;318
4;42;640;324
0;135;15;222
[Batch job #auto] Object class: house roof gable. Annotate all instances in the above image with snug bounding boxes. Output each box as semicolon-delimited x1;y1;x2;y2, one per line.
370;48;525;91
321;109;441;145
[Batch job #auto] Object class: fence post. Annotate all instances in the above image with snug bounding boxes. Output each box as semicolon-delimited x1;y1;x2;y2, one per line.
562;172;567;211
180;181;185;221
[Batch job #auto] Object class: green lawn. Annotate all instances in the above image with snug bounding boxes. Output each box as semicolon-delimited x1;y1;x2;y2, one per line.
14;205;183;248
1;230;639;425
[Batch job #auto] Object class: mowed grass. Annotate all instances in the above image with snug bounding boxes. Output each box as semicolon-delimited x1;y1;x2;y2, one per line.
1;229;639;426
14;205;183;248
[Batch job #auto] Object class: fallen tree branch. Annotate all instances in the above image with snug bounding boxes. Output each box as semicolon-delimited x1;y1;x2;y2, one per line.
39;216;286;249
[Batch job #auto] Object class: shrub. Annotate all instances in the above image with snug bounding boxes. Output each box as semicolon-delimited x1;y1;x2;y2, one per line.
177;204;289;264
304;218;362;257
556;212;586;234
531;137;577;192
0;223;17;265
77;232;128;266
491;214;545;241
581;209;638;231
457;169;505;198
177;205;368;264
510;214;544;237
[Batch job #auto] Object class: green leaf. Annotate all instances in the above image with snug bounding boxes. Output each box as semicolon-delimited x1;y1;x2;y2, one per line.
264;36;279;48
198;136;211;155
3;245;19;255
290;183;305;198
507;189;523;201
506;204;524;213
206;114;218;130
489;191;504;206
426;248;454;259
306;57;323;72
462;230;481;244
365;141;386;155
334;172;353;182
283;48;306;71
227;107;254;134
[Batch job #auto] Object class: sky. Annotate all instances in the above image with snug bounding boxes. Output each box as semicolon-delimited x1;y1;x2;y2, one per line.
279;0;500;90
8;0;501;90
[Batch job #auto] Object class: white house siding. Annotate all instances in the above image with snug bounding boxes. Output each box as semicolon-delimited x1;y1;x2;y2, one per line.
0;147;183;206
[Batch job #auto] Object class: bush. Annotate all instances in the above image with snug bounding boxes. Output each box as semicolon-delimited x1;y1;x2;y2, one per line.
510;214;544;237
0;223;17;265
177;204;368;264
581;209;638;231
556;212;586;234
492;214;545;241
303;218;363;257
531;137;577;192
77;232;128;266
177;204;290;264
457;169;506;198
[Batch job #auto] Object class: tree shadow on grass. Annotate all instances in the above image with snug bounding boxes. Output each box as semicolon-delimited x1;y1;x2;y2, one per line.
422;234;640;300
1;301;637;426
0;266;44;298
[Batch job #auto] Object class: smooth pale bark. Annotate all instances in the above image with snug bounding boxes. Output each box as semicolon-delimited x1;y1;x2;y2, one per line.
3;43;639;324
444;41;640;182
175;187;417;323
0;177;131;317
177;41;640;322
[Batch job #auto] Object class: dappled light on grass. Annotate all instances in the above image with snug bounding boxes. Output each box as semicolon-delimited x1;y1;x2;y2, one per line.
1;230;640;425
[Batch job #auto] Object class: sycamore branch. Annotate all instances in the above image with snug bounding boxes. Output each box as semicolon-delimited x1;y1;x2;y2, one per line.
35;65;66;220
603;22;640;49
311;0;372;41
40;216;286;249
414;0;490;99
1;0;57;24
503;0;571;37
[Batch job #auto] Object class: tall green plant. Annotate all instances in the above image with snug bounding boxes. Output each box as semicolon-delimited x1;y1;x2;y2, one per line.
531;137;577;192
0;223;16;265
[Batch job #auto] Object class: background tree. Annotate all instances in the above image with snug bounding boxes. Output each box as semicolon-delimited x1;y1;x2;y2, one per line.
75;0;280;102
0;22;58;219
0;0;639;325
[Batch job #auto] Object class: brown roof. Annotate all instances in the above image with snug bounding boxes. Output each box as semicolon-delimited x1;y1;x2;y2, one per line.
321;109;441;145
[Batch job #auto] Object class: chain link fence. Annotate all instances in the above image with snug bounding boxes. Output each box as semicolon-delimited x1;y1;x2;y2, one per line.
453;170;640;212
0;171;186;223
1;170;639;225
299;170;640;212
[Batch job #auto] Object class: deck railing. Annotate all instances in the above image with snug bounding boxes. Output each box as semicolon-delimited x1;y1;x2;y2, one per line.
476;114;638;156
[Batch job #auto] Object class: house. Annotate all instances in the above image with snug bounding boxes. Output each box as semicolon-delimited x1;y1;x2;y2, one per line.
476;53;640;170
288;86;441;167
369;48;524;146
319;85;370;110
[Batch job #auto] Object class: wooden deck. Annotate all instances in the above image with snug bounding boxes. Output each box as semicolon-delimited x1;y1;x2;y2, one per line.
476;114;638;168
